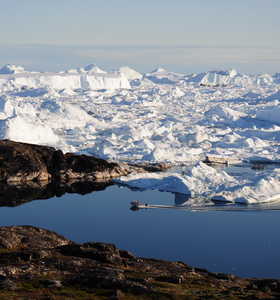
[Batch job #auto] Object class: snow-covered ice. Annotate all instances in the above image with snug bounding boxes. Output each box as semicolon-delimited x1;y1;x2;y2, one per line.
116;163;280;205
1;63;280;205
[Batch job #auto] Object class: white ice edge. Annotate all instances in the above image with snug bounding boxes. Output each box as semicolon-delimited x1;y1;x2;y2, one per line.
115;163;280;205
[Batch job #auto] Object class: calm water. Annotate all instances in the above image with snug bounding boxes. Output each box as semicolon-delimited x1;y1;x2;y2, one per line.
0;185;279;279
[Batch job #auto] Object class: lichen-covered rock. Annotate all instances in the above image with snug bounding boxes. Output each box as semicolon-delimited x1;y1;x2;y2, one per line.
0;226;71;249
0;225;279;299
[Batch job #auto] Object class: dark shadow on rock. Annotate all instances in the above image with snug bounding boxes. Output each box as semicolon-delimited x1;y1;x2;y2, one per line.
0;139;170;184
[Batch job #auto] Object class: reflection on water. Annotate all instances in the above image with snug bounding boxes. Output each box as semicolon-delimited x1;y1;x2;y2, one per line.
174;193;191;206
135;191;280;212
0;180;112;207
0;184;279;279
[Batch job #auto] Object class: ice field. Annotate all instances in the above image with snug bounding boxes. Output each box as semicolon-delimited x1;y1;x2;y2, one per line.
1;63;280;205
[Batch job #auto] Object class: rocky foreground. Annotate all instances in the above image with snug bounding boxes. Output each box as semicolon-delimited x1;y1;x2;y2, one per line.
0;226;279;300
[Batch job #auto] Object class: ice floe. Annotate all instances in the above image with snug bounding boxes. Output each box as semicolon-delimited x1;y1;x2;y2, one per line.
116;163;280;205
116;162;236;198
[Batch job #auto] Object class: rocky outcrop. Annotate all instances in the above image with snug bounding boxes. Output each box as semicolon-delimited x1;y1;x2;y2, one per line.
0;226;70;249
0;140;54;183
0;140;170;184
0;226;279;299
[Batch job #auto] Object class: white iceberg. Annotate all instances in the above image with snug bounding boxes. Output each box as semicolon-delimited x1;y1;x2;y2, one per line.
200;69;238;86
0;64;25;74
119;66;143;81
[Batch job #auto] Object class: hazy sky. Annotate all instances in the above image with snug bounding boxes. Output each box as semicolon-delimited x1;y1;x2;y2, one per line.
0;0;279;73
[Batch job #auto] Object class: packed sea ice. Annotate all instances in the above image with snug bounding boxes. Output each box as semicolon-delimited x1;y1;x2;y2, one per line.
1;63;280;205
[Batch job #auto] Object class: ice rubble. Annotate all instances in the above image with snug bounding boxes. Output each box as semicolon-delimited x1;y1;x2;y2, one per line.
199;69;275;87
116;162;237;197
0;63;280;204
204;105;247;123
200;69;238;86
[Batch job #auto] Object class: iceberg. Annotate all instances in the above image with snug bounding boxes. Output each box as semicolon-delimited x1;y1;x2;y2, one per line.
119;66;143;81
200;69;238;86
0;64;25;74
0;64;130;92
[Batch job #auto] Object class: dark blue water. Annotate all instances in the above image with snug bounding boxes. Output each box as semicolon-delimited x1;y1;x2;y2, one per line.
0;185;279;279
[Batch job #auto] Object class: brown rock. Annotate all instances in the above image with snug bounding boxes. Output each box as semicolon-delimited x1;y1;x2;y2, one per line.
0;225;279;299
0;140;56;183
0;225;71;249
0;139;170;184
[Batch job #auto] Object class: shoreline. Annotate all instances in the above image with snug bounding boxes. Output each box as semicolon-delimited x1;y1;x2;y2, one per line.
0;225;279;299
